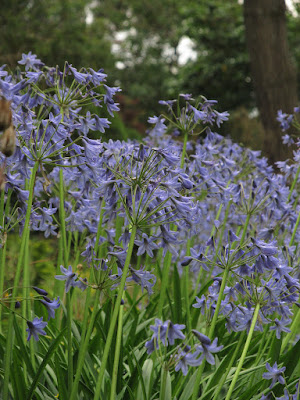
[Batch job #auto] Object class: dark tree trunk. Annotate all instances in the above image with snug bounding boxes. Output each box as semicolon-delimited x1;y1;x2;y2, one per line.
244;0;298;163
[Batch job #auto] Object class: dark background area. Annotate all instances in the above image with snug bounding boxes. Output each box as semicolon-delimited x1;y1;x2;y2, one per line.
1;0;300;160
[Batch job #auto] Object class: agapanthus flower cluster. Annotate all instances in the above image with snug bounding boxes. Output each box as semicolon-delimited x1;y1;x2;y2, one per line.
189;233;300;335
0;52;119;237
145;319;223;376
149;94;229;139
1;55;300;369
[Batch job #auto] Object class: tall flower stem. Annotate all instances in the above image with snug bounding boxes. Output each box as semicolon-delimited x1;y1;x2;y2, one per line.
225;304;260;400
58;169;73;395
0;240;7;332
184;239;191;331
207;268;230;339
0;187;7;332
159;131;188;324
59;170;68;264
80;199;105;344
69;202;105;400
3;161;39;400
158;250;173;318
282;308;300;351
114;199;123;245
164;126;188;322
287;164;300;202
282;206;300;349
180;131;188;169
211;331;246;400
93;224;137;400
22;228;32;384
214;200;233;259
248;326;269;389
191;199;231;308
289;206;300;247
192;266;231;400
22;177;31;340
54;232;64;329
240;212;251;245
0;189;5;331
109;300;124;400
69;289;101;400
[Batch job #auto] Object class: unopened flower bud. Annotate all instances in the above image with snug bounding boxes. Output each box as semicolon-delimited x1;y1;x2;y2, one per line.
0;125;16;157
191;329;211;345
15;301;21;309
0;99;12;131
33;286;48;296
181;256;193;266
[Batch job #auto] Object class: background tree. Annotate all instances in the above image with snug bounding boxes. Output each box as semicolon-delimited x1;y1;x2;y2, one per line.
0;0;115;71
244;0;298;162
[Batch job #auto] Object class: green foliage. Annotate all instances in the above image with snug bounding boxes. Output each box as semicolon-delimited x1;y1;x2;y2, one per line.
0;0;115;72
178;0;253;111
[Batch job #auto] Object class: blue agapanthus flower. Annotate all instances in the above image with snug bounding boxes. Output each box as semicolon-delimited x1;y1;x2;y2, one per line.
145;319;186;354
55;265;78;293
192;330;223;365
262;362;286;389
40;297;60;319
26;317;47;341
174;346;203;376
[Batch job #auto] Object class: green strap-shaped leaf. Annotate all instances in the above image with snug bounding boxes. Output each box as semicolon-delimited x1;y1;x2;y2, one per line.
26;328;67;400
54;353;68;400
13;316;35;376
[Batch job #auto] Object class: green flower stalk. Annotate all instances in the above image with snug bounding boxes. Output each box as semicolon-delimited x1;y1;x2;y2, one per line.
58;169;73;395
225;304;260;400
0;188;6;332
211;332;246;400
69;202;106;400
110;300;124;400
93;224;137;400
158;250;173;318
191;266;231;400
282;202;300;350
3;161;39;400
287;164;300;203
